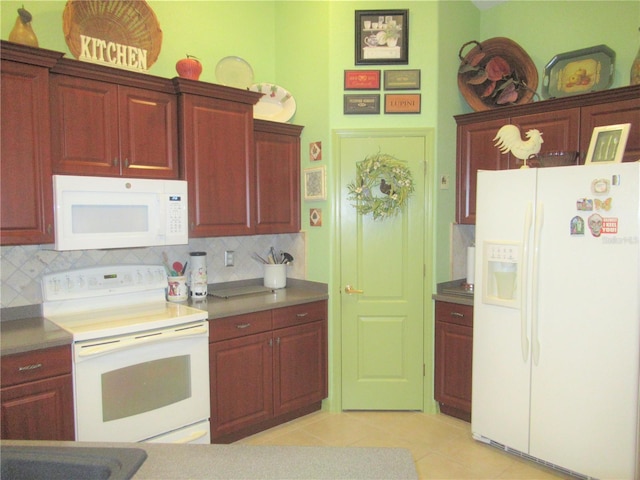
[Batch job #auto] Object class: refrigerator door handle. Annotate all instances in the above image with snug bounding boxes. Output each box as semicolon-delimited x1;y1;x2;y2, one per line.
520;202;533;362
531;201;544;365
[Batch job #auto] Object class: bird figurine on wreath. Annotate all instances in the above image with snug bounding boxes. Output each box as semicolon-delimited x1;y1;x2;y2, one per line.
347;152;415;220
493;124;544;168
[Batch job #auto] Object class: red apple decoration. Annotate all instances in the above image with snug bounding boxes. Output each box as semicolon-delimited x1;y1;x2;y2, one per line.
176;55;202;80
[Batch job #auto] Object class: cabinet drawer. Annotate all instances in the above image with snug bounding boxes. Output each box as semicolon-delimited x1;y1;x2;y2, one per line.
1;345;71;387
435;301;473;328
210;310;272;342
272;301;327;330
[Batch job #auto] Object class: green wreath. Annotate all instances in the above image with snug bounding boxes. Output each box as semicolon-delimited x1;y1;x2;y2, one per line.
347;153;415;220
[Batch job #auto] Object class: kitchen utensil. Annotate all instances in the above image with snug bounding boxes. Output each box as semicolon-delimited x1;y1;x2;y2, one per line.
252;253;268;264
281;252;294;264
173;261;183;274
180;261;188;275
163;252;177;276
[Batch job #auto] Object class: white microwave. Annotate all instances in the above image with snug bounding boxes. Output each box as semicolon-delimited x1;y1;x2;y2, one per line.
53;175;188;251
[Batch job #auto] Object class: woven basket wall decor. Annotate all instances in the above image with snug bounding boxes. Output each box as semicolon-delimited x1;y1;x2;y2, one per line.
63;0;162;69
457;37;538;111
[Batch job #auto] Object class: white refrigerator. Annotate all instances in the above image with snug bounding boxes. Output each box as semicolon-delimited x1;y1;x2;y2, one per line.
472;162;640;479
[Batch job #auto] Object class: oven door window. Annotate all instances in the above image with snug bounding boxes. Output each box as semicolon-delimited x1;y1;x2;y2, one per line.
102;355;191;422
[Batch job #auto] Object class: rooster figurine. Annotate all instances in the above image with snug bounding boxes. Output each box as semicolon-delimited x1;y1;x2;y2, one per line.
493;125;544;168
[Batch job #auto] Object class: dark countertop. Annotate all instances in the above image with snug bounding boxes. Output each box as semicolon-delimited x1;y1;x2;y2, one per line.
0;279;328;357
432;279;474;306
0;440;418;480
0;316;73;357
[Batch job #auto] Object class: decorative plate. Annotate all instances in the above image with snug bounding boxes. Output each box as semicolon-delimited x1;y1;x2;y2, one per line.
249;83;296;122
542;45;615;99
215;56;254;89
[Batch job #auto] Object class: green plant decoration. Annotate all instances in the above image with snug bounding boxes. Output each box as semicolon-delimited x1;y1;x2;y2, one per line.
347;152;415;220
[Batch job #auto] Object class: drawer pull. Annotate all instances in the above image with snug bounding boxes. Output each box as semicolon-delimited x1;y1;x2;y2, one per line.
235;323;251;329
18;363;43;372
450;312;465;318
296;312;308;317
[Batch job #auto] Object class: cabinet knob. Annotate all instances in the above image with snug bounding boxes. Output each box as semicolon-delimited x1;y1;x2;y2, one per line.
113;157;118;167
124;158;129;168
450;312;464;318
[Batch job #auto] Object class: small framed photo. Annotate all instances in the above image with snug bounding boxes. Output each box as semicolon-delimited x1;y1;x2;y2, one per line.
304;166;326;201
384;69;420;90
355;10;409;65
585;123;631;165
344;94;380;115
384;93;421;114
344;70;381;90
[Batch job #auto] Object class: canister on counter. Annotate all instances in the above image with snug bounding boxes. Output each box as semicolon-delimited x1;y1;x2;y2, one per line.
189;251;207;298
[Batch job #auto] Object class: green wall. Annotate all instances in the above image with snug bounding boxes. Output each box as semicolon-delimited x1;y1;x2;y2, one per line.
3;0;637;285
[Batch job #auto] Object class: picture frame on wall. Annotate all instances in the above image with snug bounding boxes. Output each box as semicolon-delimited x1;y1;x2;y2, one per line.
384;93;421;114
384;69;420;90
344;70;381;90
304;166;326;201
355;10;409;65
584;123;631;165
344;94;381;114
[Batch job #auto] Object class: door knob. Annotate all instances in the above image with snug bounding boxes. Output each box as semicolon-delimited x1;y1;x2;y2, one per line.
344;284;364;294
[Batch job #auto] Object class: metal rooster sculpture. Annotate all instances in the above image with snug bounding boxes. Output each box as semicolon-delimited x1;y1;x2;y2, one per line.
493;125;544;167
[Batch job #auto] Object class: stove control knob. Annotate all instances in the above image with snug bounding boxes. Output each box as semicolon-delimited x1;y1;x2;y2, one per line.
66;276;73;292
77;275;86;289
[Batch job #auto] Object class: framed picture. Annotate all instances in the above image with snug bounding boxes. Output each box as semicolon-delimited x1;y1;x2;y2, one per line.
355;10;409;65
344;94;380;115
344;70;381;90
584;123;631;165
384;94;421;114
384;69;420;90
304;166;326;201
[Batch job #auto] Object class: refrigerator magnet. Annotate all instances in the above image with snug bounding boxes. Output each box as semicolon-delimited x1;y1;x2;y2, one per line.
576;198;593;211
570;216;585;235
591;178;610;194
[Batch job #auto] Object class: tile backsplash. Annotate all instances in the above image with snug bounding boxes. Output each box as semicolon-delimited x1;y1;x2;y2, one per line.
1;233;305;309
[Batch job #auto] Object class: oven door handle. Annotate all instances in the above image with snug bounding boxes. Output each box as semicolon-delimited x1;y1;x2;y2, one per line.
77;324;208;359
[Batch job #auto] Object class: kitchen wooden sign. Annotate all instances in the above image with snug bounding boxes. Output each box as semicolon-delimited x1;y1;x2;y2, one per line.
79;34;148;71
62;0;163;71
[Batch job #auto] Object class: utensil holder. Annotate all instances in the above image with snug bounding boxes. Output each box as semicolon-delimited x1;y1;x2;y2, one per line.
264;264;286;289
167;276;188;302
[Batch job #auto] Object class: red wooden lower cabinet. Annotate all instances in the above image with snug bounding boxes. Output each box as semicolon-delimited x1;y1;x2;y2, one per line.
209;301;327;443
434;301;473;422
1;345;74;440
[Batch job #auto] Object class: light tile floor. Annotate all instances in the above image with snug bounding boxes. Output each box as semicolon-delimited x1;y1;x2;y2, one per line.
235;411;572;479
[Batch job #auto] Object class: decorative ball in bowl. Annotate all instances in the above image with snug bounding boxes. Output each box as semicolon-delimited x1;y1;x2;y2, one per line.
524;151;579;168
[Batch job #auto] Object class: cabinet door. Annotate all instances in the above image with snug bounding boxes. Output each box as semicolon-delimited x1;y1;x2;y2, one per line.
1;374;74;440
180;94;255;237
456;118;508;224
119;86;178;179
434;302;473;422
209;331;273;438
50;75;120;176
254;127;301;234
1;60;54;245
580;97;640;163
511;108;580;165
273;320;327;416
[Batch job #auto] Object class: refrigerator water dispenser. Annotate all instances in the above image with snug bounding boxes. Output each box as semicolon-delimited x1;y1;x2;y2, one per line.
482;242;520;307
